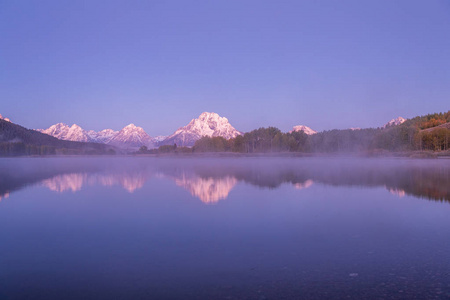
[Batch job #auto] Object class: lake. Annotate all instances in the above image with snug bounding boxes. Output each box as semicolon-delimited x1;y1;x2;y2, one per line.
0;157;449;299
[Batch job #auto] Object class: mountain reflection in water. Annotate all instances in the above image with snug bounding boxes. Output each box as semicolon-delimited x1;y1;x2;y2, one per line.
40;172;148;194
0;157;449;204
174;174;238;203
38;171;236;203
41;173;86;192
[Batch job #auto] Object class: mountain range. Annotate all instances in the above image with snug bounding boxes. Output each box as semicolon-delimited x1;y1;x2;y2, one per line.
4;112;408;150
37;123;154;150
37;112;244;148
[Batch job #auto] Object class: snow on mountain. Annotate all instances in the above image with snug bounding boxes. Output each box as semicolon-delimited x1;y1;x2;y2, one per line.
37;123;92;142
290;125;317;135
0;114;11;122
153;135;168;142
108;124;154;149
87;129;119;143
383;117;406;128
38;123;153;149
161;112;242;147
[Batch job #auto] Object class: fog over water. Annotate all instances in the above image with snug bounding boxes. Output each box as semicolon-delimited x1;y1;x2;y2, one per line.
0;157;449;299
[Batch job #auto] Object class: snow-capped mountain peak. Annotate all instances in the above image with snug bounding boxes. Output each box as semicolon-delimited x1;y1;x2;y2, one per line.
290;125;317;135
161;112;242;146
383;117;406;128
38;123;92;142
125;123;137;128
108;124;154;149
120;124;149;137
41;122;68;133
0;114;11;122
66;124;90;142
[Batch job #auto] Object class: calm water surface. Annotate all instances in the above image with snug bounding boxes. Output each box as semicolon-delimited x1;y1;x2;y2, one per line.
0;157;449;299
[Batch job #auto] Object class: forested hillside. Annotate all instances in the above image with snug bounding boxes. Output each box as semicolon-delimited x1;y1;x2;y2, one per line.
374;111;450;151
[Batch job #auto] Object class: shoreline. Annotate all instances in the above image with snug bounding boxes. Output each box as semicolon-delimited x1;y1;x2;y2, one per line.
1;150;449;159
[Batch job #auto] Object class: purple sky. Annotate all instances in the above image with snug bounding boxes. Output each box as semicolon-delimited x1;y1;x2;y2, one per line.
1;0;449;136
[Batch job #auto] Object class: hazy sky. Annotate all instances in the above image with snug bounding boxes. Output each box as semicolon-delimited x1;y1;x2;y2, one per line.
1;0;449;136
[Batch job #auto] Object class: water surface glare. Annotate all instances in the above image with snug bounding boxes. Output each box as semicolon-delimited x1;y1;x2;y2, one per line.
0;157;449;299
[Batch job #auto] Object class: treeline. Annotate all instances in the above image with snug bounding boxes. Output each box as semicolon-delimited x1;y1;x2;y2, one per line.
135;128;309;154
0;142;56;156
194;127;309;153
143;111;450;154
191;111;449;153
137;144;192;154
0;142;116;156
